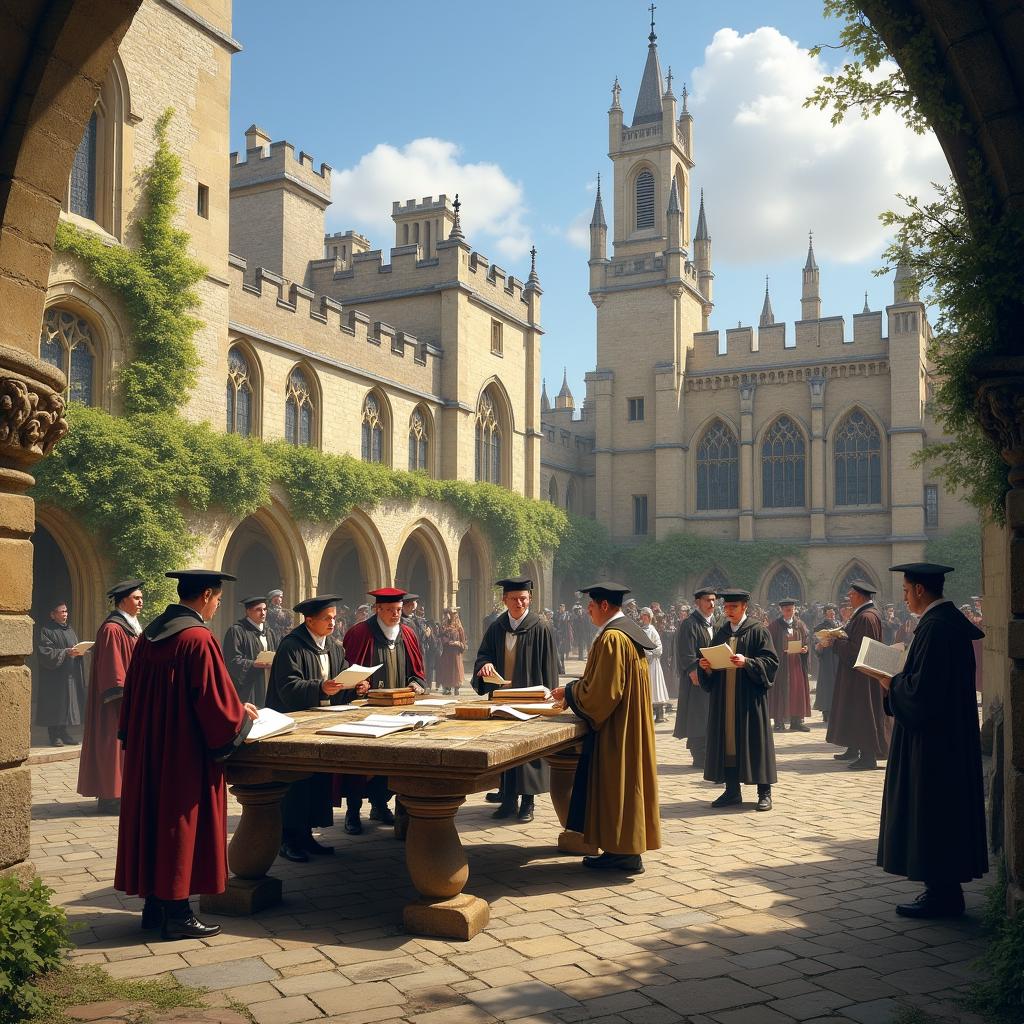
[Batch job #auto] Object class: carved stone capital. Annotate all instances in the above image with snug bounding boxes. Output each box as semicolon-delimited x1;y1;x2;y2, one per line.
0;344;69;472
974;356;1024;488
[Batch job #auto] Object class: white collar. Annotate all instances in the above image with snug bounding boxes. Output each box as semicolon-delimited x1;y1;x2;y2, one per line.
305;626;326;651
508;610;529;630
783;618;794;627
729;614;748;632
377;615;401;641
246;617;264;632
599;610;626;634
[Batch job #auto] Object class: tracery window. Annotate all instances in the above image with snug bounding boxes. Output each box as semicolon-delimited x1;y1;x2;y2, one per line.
361;393;385;463
766;566;803;606
408;407;429;472
40;307;96;406
548;476;559;505
475;390;502;484
838;564;875;603
226;348;253;437
69;112;98;220
761;416;806;508
834;409;881;505
635;169;655;230
565;479;577;514
696;419;739;511
284;367;315;447
700;567;730;594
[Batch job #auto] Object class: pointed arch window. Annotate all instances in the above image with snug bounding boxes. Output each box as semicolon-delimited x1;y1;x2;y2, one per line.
69;112;98;220
565;478;577;514
766;566;803;606
408;406;430;472
635;169;655;231
475;390;503;484
226;347;253;437
762;416;805;508
838;564;875;603
284;367;315;447
696;419;739;510
40;307;96;406
700;567;730;594
361;392;386;463
548;476;559;505
834;409;881;505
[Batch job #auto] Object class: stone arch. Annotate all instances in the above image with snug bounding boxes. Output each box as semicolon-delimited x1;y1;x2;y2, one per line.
318;510;390;616
457;528;492;653
760;561;806;608
832;559;880;606
565;477;578;515
395;518;452;621
629;161;658;233
547;475;559;505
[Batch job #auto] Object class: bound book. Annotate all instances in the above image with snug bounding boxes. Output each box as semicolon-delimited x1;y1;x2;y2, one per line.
482;670;507;686
454;704;539;721
854;637;908;680
814;626;848;640
70;641;94;655
245;708;296;743
491;685;551;704
316;713;439;738
253;649;275;667
366;686;416;706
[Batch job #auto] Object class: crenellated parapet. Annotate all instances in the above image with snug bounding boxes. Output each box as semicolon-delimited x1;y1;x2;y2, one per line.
230;125;332;205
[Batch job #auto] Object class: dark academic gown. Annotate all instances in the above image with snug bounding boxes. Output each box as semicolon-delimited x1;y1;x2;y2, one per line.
699;618;779;785
767;617;811;721
115;605;251;901
266;625;351;834
473;610;557;796
877;601;987;883
35;622;87;728
77;611;138;799
223;617;281;705
673;614;715;746
565;615;660;854
812;619;840;715
827;602;891;759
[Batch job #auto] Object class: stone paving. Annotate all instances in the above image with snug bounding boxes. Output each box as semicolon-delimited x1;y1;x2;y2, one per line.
31;660;992;1024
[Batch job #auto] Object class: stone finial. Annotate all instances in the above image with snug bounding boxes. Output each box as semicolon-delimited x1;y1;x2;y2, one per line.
695;188;710;241
665;67;674;98
527;245;540;287
450;193;465;241
682;83;689;114
649;2;657;43
805;231;818;271
863;291;871;314
611;77;622;110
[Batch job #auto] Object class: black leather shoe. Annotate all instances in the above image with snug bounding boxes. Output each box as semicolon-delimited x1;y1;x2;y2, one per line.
756;789;773;811
162;912;221;941
303;835;335;855
485;791;503;803
711;789;742;808
492;799;518;820
278;841;309;862
790;721;810;733
344;811;363;835
848;757;879;771
517;798;535;823
369;803;395;826
141;898;162;930
895;890;965;919
834;748;858;761
582;852;644;873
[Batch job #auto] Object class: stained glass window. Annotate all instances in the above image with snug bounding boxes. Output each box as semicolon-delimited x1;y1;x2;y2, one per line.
69;112;97;220
766;566;802;606
762;416;806;508
834;410;881;505
226;348;253;436
475;390;502;484
285;367;315;446
838;564;875;602
408;408;429;472
696;420;739;510
361;393;385;463
40;308;95;405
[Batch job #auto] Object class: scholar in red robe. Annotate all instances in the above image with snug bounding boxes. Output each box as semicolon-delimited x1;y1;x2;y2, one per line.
77;609;139;802
115;604;251;901
767;613;811;727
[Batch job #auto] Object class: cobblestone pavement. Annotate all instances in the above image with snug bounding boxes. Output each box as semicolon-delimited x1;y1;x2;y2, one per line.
31;661;991;1024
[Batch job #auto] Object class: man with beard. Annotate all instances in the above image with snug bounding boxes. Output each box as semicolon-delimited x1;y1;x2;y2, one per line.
812;604;840;724
77;580;143;814
115;570;257;940
36;600;87;746
877;563;987;918
267;594;371;861
822;580;890;771
474;577;558;823
698;588;779;811
673;588;717;769
223;596;280;706
340;588;426;834
767;600;811;732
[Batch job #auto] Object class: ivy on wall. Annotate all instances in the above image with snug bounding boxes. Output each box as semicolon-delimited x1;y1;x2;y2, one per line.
35;110;566;608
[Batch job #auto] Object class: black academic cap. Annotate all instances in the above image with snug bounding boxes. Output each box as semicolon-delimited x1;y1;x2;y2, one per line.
402;593;419;603
720;588;751;602
578;581;631;606
823;603;838;612
776;598;798;607
166;569;236;584
107;579;143;601
368;587;407;604
294;594;343;615
847;579;877;596
693;587;718;599
240;595;268;608
495;577;534;592
889;562;954;575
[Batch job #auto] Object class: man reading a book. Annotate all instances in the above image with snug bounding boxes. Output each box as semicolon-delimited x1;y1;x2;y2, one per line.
551;582;660;873
223;596;281;706
474;577;558;823
876;562;987;918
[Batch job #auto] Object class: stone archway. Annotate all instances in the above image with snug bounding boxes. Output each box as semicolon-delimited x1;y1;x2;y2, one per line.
220;512;299;632
395;521;451;623
457;530;491;654
318;513;389;619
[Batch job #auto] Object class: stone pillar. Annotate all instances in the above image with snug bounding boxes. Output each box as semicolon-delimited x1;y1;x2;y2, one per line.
739;382;755;541
0;347;68;878
808;376;826;541
975;357;1024;914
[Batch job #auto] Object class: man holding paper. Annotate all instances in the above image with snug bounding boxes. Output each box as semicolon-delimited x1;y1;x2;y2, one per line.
223;596;281;706
267;594;371;861
767;600;811;732
673;587;718;769
474;577;558;823
876;563;987;918
698;588;778;811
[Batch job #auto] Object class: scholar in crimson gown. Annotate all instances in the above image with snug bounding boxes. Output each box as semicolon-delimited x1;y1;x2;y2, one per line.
115;605;251;901
77;610;139;800
767;616;811;721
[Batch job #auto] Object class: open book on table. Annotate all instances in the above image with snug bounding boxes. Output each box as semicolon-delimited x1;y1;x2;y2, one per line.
854;637;908;680
316;713;440;738
245;707;296;743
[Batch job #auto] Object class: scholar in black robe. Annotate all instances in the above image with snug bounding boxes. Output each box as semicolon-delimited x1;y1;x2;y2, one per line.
877;601;987;884
673;613;716;755
698;618;779;785
473;610;558;796
36;621;86;729
266;625;352;838
812;618;840;716
223;617;281;705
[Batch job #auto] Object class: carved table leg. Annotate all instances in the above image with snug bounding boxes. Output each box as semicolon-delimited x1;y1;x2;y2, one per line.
398;792;489;940
545;746;599;855
201;781;291;916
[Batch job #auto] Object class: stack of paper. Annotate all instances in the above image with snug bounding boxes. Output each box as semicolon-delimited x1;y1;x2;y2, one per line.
253;649;275;667
699;643;736;670
245;708;296;743
70;641;94;655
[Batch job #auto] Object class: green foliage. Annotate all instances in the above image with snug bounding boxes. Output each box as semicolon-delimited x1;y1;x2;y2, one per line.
968;861;1024;1024
554;514;618;584
0;876;71;1024
924;523;981;606
54;109;204;415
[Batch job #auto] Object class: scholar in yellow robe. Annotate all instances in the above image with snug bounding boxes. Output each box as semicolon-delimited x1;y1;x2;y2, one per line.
565;619;661;855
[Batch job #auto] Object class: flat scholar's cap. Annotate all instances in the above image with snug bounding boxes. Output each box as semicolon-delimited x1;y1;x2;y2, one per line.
108;579;144;601
848;579;877;596
889;562;955;576
495;577;533;592
402;593;419;602
578;581;631;606
368;587;407;604
693;587;717;599
720;588;751;603
294;594;343;615
776;598;798;607
166;569;236;585
240;595;267;608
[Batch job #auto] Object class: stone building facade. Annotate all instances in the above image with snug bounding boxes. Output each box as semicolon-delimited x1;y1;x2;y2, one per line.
542;24;977;607
33;0;544;657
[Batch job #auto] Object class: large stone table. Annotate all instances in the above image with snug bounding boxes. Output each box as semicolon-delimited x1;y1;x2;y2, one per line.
201;703;592;940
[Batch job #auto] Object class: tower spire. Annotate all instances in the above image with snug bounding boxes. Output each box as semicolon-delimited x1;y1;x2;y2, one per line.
695;188;709;240
759;276;775;327
804;230;818;270
863;291;870;314
631;6;664;125
528;244;540;286
801;229;821;320
590;173;606;228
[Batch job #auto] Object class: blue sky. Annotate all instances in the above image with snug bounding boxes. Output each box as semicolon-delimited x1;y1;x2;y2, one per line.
230;1;946;407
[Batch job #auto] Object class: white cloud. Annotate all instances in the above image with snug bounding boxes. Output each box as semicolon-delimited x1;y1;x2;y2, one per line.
564;208;592;250
327;138;531;260
689;26;947;265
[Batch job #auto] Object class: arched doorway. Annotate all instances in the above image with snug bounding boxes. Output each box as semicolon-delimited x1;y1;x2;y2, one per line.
458;531;489;653
221;515;289;630
29;524;74;737
318;514;388;624
395;522;450;623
